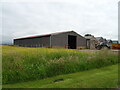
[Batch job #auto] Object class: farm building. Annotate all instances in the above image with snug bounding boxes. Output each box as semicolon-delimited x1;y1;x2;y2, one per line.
112;40;119;44
14;31;86;49
84;34;98;49
95;37;107;43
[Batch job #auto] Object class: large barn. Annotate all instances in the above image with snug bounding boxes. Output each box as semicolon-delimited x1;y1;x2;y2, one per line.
14;31;86;49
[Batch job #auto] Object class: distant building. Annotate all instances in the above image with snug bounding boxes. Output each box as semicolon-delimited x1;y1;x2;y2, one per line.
14;31;87;49
112;40;119;44
95;37;108;44
107;39;112;43
95;37;104;43
103;38;107;43
84;34;98;49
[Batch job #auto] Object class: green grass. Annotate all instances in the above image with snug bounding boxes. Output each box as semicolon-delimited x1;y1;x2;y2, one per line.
3;64;118;88
2;45;118;84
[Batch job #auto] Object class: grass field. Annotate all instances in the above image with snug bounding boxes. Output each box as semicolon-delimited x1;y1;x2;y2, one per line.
2;45;118;85
3;64;118;88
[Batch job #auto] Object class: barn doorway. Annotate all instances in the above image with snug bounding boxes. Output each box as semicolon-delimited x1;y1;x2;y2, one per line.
68;35;77;49
86;39;90;49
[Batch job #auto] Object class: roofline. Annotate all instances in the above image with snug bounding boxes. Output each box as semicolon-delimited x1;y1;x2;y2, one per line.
14;30;74;40
14;34;51;40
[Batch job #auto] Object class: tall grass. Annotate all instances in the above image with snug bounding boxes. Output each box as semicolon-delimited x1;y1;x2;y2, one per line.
2;45;118;84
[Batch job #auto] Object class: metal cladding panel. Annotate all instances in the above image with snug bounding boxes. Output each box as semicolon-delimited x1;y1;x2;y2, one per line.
51;31;86;48
14;36;50;47
51;33;68;48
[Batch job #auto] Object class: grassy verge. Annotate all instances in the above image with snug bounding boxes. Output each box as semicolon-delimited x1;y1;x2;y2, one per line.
2;45;118;84
3;64;118;88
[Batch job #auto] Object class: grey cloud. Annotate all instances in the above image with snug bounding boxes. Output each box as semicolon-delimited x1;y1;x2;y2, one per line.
1;0;119;44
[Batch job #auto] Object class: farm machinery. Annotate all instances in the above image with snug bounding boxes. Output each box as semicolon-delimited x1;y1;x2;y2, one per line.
96;41;120;50
95;42;110;50
111;42;120;50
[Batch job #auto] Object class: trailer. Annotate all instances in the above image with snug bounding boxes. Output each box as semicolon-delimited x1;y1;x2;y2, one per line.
112;43;120;50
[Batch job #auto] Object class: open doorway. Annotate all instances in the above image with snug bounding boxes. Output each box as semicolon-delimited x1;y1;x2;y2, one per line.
86;39;90;49
68;35;77;49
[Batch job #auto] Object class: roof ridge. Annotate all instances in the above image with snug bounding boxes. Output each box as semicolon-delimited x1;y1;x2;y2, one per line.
15;30;74;40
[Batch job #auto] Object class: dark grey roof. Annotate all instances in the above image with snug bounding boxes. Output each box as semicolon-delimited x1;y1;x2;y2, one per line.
107;39;112;42
95;37;103;41
112;40;119;43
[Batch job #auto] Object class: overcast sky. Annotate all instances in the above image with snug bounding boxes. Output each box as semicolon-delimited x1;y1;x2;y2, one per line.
1;0;119;44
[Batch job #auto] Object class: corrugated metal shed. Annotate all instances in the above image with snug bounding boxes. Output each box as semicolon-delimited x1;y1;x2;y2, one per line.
14;31;87;49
